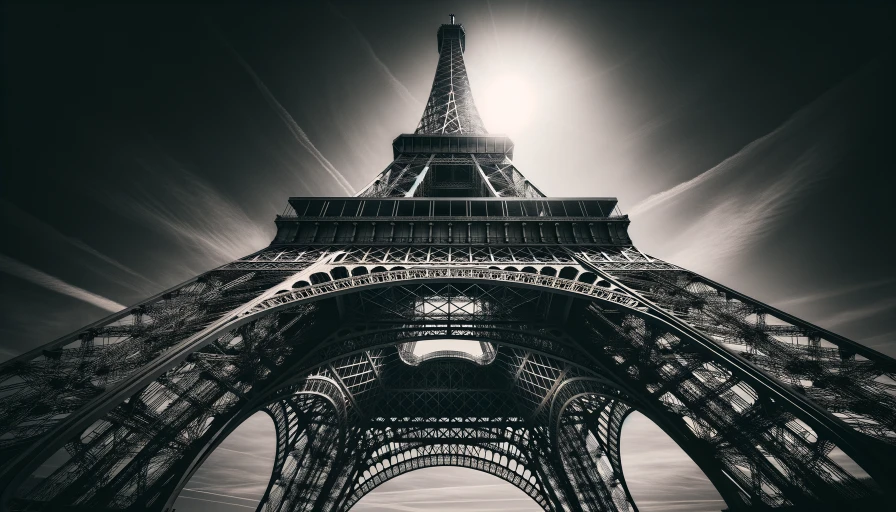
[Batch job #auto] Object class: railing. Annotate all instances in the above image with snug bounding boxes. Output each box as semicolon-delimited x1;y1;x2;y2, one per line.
397;348;496;366
241;267;644;318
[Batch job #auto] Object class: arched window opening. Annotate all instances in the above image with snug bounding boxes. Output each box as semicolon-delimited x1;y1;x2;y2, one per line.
558;266;579;280
351;267;369;276
172;411;275;511
330;266;349;280
292;280;311;289
540;267;557;276
522;266;538;274
309;272;331;285
578;272;597;284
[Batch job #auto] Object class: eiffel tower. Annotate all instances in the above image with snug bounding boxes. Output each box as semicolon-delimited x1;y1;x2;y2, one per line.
1;16;894;512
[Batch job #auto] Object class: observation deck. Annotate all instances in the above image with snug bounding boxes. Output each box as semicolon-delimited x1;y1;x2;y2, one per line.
273;197;630;246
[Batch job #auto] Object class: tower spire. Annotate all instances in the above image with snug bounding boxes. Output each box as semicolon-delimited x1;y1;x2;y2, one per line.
415;17;486;135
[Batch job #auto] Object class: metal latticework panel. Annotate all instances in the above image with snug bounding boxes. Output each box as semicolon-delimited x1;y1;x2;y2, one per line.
415;23;485;135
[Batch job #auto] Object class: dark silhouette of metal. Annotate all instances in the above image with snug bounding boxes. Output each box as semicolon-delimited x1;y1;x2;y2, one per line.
1;16;894;512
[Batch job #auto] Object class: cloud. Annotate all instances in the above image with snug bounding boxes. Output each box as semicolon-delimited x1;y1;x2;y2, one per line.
821;298;896;329
862;330;896;355
183;489;259;502
629;58;881;274
661;147;828;270
329;5;420;109
773;278;896;308
0;254;126;312
173;412;274;511
627;124;788;218
211;26;355;196
353;467;541;512
0;200;158;292
621;412;724;512
114;157;272;268
176;495;256;509
486;0;501;55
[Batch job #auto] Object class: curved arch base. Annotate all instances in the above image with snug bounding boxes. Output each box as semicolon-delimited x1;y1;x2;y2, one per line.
2;265;894;512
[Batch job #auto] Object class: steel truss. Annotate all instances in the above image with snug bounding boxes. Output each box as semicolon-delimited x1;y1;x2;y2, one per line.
414;24;484;135
1;16;894;512
358;154;543;198
2;265;893;511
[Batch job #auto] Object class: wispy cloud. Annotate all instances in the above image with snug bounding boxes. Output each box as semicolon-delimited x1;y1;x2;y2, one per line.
110;155;271;271
862;330;896;355
628;122;813;218
773;278;896;308
661;147;828;270
621;412;725;512
130;159;270;262
176;495;256;509
183;489;260;502
486;0;501;56
822;298;896;329
329;5;420;109
629;58;880;273
210;25;355;195
0;200;158;291
0;254;125;312
353;467;541;512
174;412;274;511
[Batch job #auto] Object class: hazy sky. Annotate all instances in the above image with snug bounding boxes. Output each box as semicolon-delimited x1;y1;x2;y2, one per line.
2;1;893;511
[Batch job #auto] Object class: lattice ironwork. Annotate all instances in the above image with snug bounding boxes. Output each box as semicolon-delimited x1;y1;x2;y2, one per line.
1;15;894;512
415;22;485;135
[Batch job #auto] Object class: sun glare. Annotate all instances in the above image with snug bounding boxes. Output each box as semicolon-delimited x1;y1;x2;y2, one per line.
478;74;536;135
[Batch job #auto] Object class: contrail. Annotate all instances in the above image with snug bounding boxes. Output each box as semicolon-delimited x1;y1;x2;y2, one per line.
176;496;256;509
364;483;508;495
213;446;275;461
183;489;259;502
627;126;782;217
775;277;896;308
123;159;272;265
210;26;354;195
0;254;126;312
628;57;880;218
486;0;501;52
1;200;158;289
328;4;420;108
626;57;881;274
824;298;896;328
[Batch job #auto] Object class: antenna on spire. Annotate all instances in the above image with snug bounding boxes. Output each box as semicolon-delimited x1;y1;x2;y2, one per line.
450;14;455;25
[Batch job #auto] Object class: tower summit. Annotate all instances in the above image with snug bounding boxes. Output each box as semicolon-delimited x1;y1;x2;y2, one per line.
419;15;483;135
1;18;894;512
360;16;540;198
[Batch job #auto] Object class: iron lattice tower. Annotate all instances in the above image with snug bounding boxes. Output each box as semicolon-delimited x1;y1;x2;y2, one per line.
1;18;895;512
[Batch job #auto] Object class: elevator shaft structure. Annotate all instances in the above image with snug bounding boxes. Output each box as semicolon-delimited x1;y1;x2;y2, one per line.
0;17;894;512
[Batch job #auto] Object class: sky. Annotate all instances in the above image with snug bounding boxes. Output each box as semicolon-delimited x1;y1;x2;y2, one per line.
1;1;894;511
